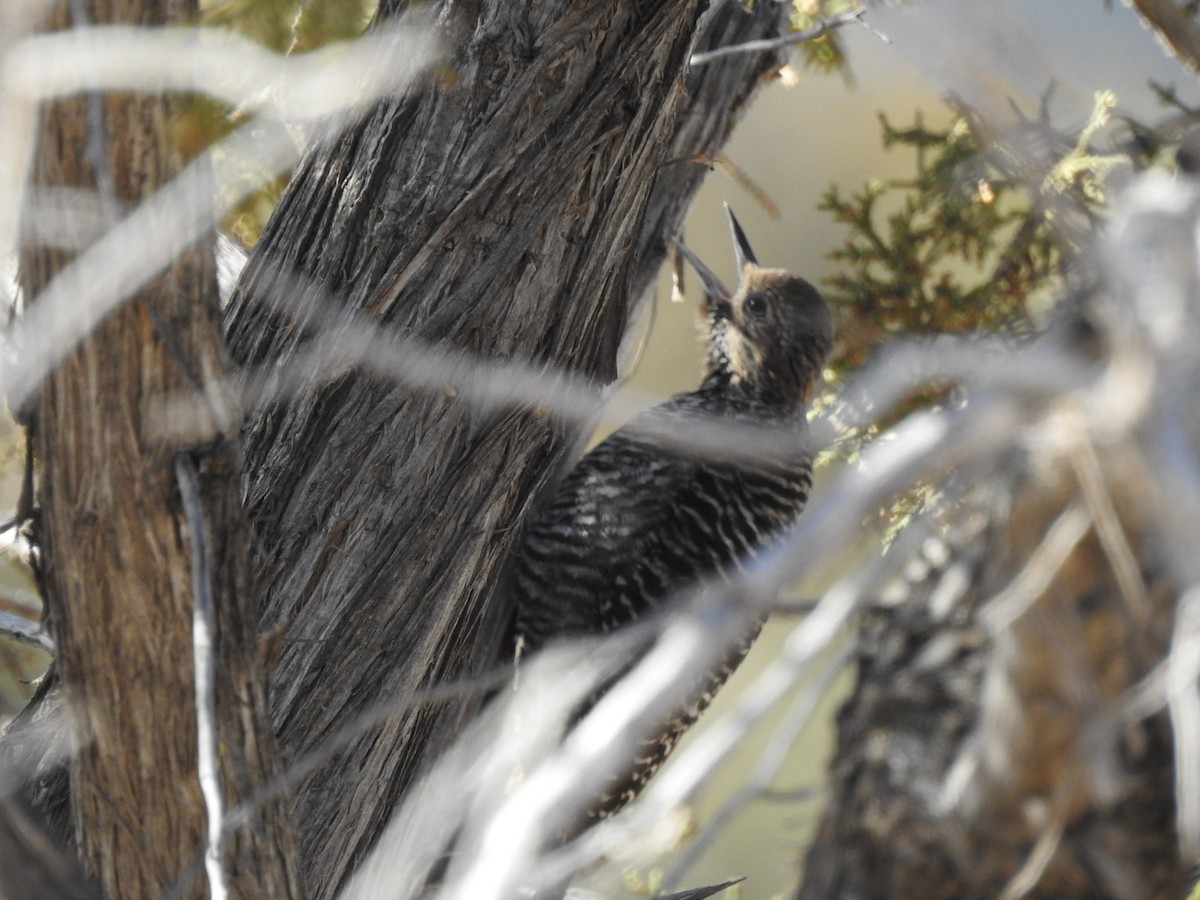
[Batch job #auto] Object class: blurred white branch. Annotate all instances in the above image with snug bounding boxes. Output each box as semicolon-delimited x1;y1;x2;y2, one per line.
0;18;441;249
0;609;51;654
663;642;852;889
338;639;630;900
981;500;1092;635
1168;586;1200;859
3;23;441;120
338;388;1027;899
0;18;440;406
689;10;885;67
3;120;292;407
150;247;1095;487
175;455;228;900
445;600;745;900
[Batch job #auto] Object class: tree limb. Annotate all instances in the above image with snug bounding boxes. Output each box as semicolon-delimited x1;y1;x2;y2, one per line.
223;0;798;894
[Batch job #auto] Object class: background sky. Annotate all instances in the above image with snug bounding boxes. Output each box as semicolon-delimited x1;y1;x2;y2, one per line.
632;3;1200;897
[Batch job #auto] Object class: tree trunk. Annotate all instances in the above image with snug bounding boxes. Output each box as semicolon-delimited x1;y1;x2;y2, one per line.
796;184;1197;898
798;462;1184;898
223;0;793;894
20;1;300;897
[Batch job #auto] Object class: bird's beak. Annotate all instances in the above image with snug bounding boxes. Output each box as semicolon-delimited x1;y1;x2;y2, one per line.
675;240;730;302
724;203;758;274
674;204;760;302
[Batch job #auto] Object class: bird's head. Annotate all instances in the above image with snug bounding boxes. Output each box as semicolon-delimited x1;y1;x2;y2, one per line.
678;206;833;408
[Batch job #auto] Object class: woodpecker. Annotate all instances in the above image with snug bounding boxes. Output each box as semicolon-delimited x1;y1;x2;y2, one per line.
513;207;833;816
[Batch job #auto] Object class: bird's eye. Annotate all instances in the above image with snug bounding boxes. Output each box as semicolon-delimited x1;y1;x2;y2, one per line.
744;294;766;315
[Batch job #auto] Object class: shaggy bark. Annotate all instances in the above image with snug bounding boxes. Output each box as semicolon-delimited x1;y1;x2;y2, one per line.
798;460;1185;898
18;1;300;897
223;0;794;894
796;251;1194;896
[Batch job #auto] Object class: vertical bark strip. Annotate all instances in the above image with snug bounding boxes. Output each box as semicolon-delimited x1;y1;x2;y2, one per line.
21;1;300;897
224;1;793;894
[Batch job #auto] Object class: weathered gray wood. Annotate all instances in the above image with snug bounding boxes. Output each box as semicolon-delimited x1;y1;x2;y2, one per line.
223;0;794;894
797;417;1187;897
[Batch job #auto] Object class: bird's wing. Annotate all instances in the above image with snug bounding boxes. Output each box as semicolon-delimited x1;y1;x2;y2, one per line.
514;402;703;647
515;394;812;648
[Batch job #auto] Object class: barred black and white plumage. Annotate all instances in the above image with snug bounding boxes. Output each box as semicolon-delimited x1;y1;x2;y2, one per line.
513;207;833;818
